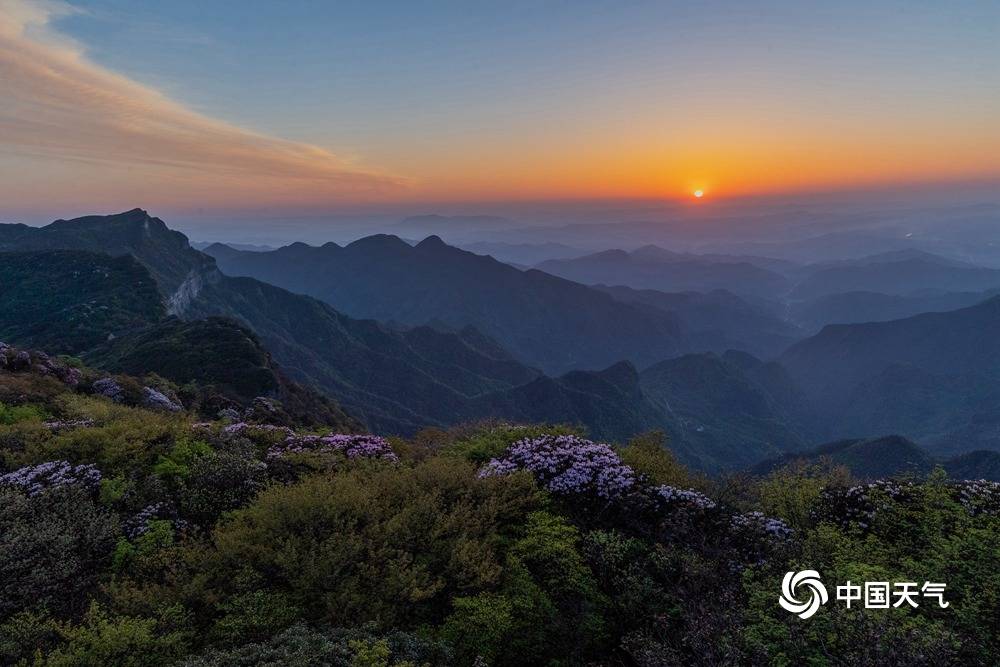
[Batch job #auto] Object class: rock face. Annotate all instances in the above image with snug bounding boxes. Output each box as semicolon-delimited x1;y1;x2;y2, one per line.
0;343;83;386
92;377;125;403
142;386;183;412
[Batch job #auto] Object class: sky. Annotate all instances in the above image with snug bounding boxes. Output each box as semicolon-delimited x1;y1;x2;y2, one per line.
1;0;999;228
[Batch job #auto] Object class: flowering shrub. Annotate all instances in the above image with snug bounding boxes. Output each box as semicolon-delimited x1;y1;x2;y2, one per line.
266;433;399;462
730;511;793;540
123;502;189;539
656;484;717;511
479;435;637;499
953;479;1000;516
811;479;914;530
0;460;102;496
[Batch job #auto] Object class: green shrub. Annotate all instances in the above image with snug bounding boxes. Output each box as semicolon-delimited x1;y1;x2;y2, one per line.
0;487;120;621
0;402;47;425
210;458;542;626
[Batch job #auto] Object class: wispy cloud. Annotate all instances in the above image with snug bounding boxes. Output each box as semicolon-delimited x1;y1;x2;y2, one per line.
0;0;405;201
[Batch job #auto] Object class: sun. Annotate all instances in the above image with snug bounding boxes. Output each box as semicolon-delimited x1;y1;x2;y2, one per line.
693;189;704;199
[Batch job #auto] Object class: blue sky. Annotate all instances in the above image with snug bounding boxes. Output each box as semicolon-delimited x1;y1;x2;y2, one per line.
1;0;997;225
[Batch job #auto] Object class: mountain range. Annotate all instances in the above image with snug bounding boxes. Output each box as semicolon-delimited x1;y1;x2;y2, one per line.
203;235;688;375
535;246;791;298
6;209;1000;475
751;435;1000;481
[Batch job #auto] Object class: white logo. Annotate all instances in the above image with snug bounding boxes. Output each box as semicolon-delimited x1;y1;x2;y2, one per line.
779;570;829;619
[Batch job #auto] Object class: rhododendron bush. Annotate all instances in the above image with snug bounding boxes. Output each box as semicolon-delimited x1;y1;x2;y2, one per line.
1;364;999;665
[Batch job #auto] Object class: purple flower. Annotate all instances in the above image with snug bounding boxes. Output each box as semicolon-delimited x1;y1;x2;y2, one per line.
656;484;717;511
953;479;1000;516
479;435;637;499
0;460;102;496
267;433;398;462
123;502;188;539
730;510;793;540
222;422;295;438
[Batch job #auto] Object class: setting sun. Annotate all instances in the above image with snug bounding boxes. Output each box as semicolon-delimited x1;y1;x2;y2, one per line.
693;189;705;198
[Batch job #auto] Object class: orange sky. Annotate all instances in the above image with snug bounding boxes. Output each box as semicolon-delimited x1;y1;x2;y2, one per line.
0;0;998;218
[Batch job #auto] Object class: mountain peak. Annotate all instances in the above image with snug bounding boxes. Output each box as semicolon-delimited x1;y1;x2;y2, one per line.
416;235;448;249
346;234;409;252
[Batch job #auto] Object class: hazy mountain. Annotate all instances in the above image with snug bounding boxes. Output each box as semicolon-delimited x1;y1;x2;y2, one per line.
789;289;1000;332
594;284;803;358
204;236;686;374
752;435;1000;482
782;297;1000;401
638;352;805;470
751;435;933;478
470;361;669;445
749;434;1000;481
535;246;790;298
21;210;1000;469
395;214;518;240
943;450;1000;481
192;241;277;252
789;254;1000;300
781;297;1000;451
458;241;586;265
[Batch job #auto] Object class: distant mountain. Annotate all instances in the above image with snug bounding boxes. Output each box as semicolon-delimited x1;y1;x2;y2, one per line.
789;254;1000;300
751;435;1000;482
535;246;790;298
395;214;518;238
782;297;1000;401
594;284;802;358
458;241;586;265
638;353;805;470
181;274;550;434
192;241;277;252
628;244;800;274
204;235;686;374
943;450;1000;481
24;210;1000;470
471;361;669;444
789;289;1000;332
752;435;934;478
781;297;1000;452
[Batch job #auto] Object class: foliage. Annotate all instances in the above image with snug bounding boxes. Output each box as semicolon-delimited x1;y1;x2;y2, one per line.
2;365;1000;665
0;401;47;425
0;250;163;354
0;486;120;621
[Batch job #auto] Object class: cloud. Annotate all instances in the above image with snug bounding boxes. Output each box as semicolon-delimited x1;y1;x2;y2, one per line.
0;0;405;201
